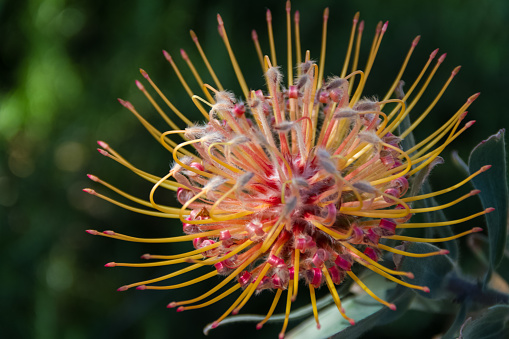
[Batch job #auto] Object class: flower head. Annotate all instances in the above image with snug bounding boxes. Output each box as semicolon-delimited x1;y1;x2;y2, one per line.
86;2;492;337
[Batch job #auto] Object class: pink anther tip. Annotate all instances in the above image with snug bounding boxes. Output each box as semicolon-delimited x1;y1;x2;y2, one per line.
286;0;291;12
162;50;172;61
266;9;272;21
97;140;109;149
251;30;258;40
104;262;116;267
217;14;223;25
87;174;99;182
440;249;450;255
473;227;483;233
481;165;492;171
317;323;322;329
180;49;188;60
103;230;115;235
190;30;198;41
412;35;421;46
117;286;129;292
176;306;185;312
430;48;439;59
139;68;149;79
470;189;481;195
359;20;365;31
323;7;329;20
294;11;300;22
141;254;151;259
136;285;146;290
256;323;263;330
82;188;95;194
135;80;144;90
389;304;397;311
438;53;447;63
349;319;356;326
167;302;177;308
86;229;98;235
486;207;496;213
452;66;461;75
423;287;430;293
278;333;285;339
406;272;415;279
353;12;360;22
117;98;134;109
211;321;219;329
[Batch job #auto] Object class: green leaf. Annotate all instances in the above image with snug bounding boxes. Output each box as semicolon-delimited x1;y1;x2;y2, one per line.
460;305;509;339
398;242;455;299
287;273;401;339
468;130;508;286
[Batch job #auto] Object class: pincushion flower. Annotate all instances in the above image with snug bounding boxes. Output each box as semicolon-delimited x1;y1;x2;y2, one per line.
85;2;493;338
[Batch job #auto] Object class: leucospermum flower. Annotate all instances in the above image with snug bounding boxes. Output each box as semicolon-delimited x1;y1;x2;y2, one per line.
85;2;493;337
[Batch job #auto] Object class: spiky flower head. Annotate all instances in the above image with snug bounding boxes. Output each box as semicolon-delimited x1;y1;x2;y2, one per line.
86;2;492;337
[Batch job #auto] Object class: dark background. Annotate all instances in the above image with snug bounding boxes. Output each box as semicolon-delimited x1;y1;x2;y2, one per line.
1;0;507;338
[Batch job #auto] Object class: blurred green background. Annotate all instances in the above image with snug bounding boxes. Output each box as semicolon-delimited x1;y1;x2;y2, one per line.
1;0;507;338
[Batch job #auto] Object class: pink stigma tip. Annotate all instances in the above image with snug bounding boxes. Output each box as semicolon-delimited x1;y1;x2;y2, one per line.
412;35;421;46
468;92;481;103
135;80;144;90
482;165;492;171
286;0;291;12
317;323;321;329
452;66;461;75
103;230;115;235
266;9;272;21
97;140;109;149
176;306;185;312
162;50;172;61
232;309;239;315
117;286;128;292
105;262;116;267
211;322;219;329
167;302;177;308
359;20;365;31
136;285;146;290
353;12;360;23
180;49;188;60
278;333;285;339
407;272;415;279
438;53;447;63
471;189;481;195
465;120;476;128
86;229;98;235
190;30;198;42
349;319;356;326
486;207;496;213
382;21;388;32
251;30;258;40
87;174;99;182
389;304;397;311
294;11;300;22
430;48;439;59
217;14;223;26
83;188;95;194
118;98;134;110
141;254;151;259
473;227;483;233
324;7;329;20
140;69;149;79
440;249;450;255
256;323;263;330
97;148;109;156
423;287;430;293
